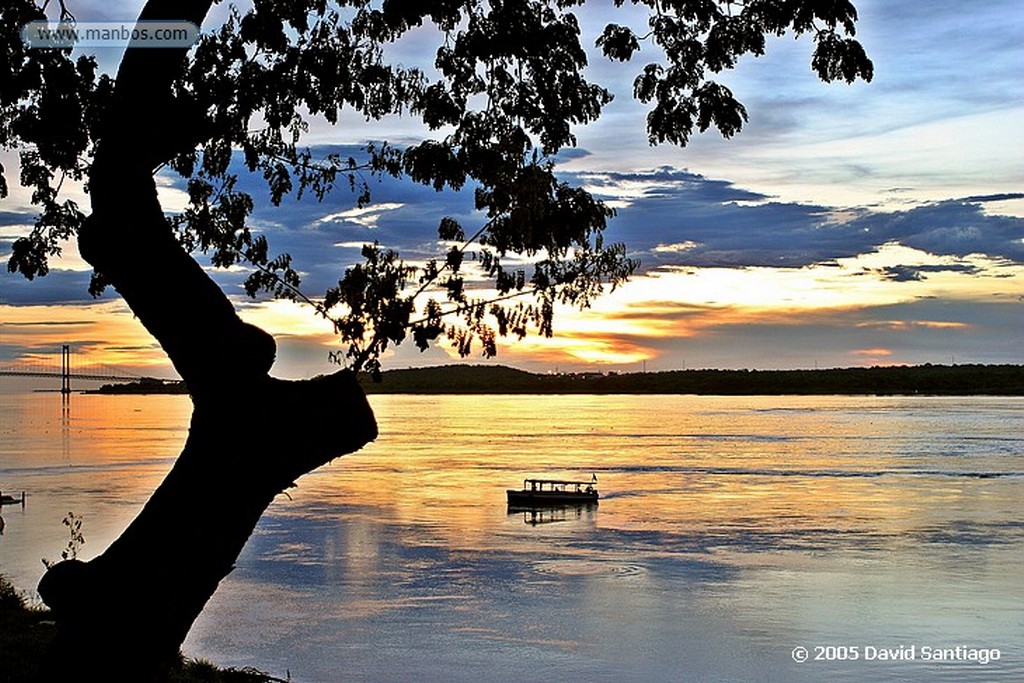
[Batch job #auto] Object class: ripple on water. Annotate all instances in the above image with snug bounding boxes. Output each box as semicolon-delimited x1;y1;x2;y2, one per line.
531;559;648;579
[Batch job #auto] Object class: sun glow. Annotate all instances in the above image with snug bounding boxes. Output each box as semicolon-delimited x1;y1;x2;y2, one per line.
469;244;1024;369
235;299;337;341
503;334;652;366
3;243;1020;377
0;301;173;373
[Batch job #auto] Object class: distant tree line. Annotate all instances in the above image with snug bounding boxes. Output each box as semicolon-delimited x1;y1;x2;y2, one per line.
95;364;1024;396
360;363;1024;395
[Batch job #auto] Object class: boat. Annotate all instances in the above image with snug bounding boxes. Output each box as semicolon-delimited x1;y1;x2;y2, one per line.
0;491;25;507
506;477;598;508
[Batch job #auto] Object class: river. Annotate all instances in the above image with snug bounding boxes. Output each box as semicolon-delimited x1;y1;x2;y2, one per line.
1;392;1022;681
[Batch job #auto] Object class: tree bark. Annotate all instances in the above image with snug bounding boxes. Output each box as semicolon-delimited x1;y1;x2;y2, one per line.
35;2;378;679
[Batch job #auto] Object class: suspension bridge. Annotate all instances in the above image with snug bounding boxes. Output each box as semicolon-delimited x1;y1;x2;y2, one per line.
0;344;158;394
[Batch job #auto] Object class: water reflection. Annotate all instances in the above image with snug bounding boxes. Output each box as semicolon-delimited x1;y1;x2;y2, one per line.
0;393;190;590
61;393;70;462
508;502;598;526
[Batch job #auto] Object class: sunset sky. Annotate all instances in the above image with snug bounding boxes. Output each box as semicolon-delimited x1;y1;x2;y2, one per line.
1;0;1022;379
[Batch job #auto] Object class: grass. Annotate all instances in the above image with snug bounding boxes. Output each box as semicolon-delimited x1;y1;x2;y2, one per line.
0;574;54;682
0;574;287;682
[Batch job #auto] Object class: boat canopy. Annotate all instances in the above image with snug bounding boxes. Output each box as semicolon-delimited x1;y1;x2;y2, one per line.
520;478;597;490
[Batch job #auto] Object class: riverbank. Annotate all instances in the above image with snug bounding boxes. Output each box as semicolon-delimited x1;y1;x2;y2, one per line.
0;575;283;682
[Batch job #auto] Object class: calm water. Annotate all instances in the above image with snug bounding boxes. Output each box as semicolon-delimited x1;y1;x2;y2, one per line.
1;392;1022;682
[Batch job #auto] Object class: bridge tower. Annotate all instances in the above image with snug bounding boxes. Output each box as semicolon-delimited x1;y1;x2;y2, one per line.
61;344;71;395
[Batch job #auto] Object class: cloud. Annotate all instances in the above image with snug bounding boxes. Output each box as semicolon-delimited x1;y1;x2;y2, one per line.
490;293;1024;372
876;264;982;282
551;148;592;163
1;320;97;327
853;201;1024;264
855;320;971;332
315;203;405;228
653;241;701;254
0;212;33;227
569;169;1024;271
4;155;1020;316
0;301;172;373
852;348;894;357
0;269;99;305
961;193;1024;204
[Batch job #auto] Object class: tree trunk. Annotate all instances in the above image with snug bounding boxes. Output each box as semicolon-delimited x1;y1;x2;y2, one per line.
38;373;377;681
35;2;378;679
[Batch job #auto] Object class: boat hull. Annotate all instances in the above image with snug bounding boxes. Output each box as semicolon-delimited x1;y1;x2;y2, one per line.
506;490;598;508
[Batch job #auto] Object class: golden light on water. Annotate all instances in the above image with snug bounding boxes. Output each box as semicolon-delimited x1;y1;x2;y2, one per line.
278;394;1017;558
6;392;1021;554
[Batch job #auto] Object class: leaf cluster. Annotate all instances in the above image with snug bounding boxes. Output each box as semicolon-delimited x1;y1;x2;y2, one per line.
2;0;872;372
600;0;873;145
2;0;112;281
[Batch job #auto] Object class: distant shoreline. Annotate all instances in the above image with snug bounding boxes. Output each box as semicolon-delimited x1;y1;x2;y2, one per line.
88;363;1024;396
85;377;188;395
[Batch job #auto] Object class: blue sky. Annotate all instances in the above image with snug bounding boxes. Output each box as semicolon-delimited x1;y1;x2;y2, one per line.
1;0;1022;377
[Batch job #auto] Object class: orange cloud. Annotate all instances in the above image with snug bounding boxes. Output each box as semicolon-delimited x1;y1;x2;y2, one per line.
851;348;895;363
496;332;654;366
1;302;173;375
855;320;972;331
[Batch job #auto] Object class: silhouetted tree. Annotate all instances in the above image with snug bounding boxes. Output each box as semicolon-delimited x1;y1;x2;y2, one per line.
1;0;871;679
